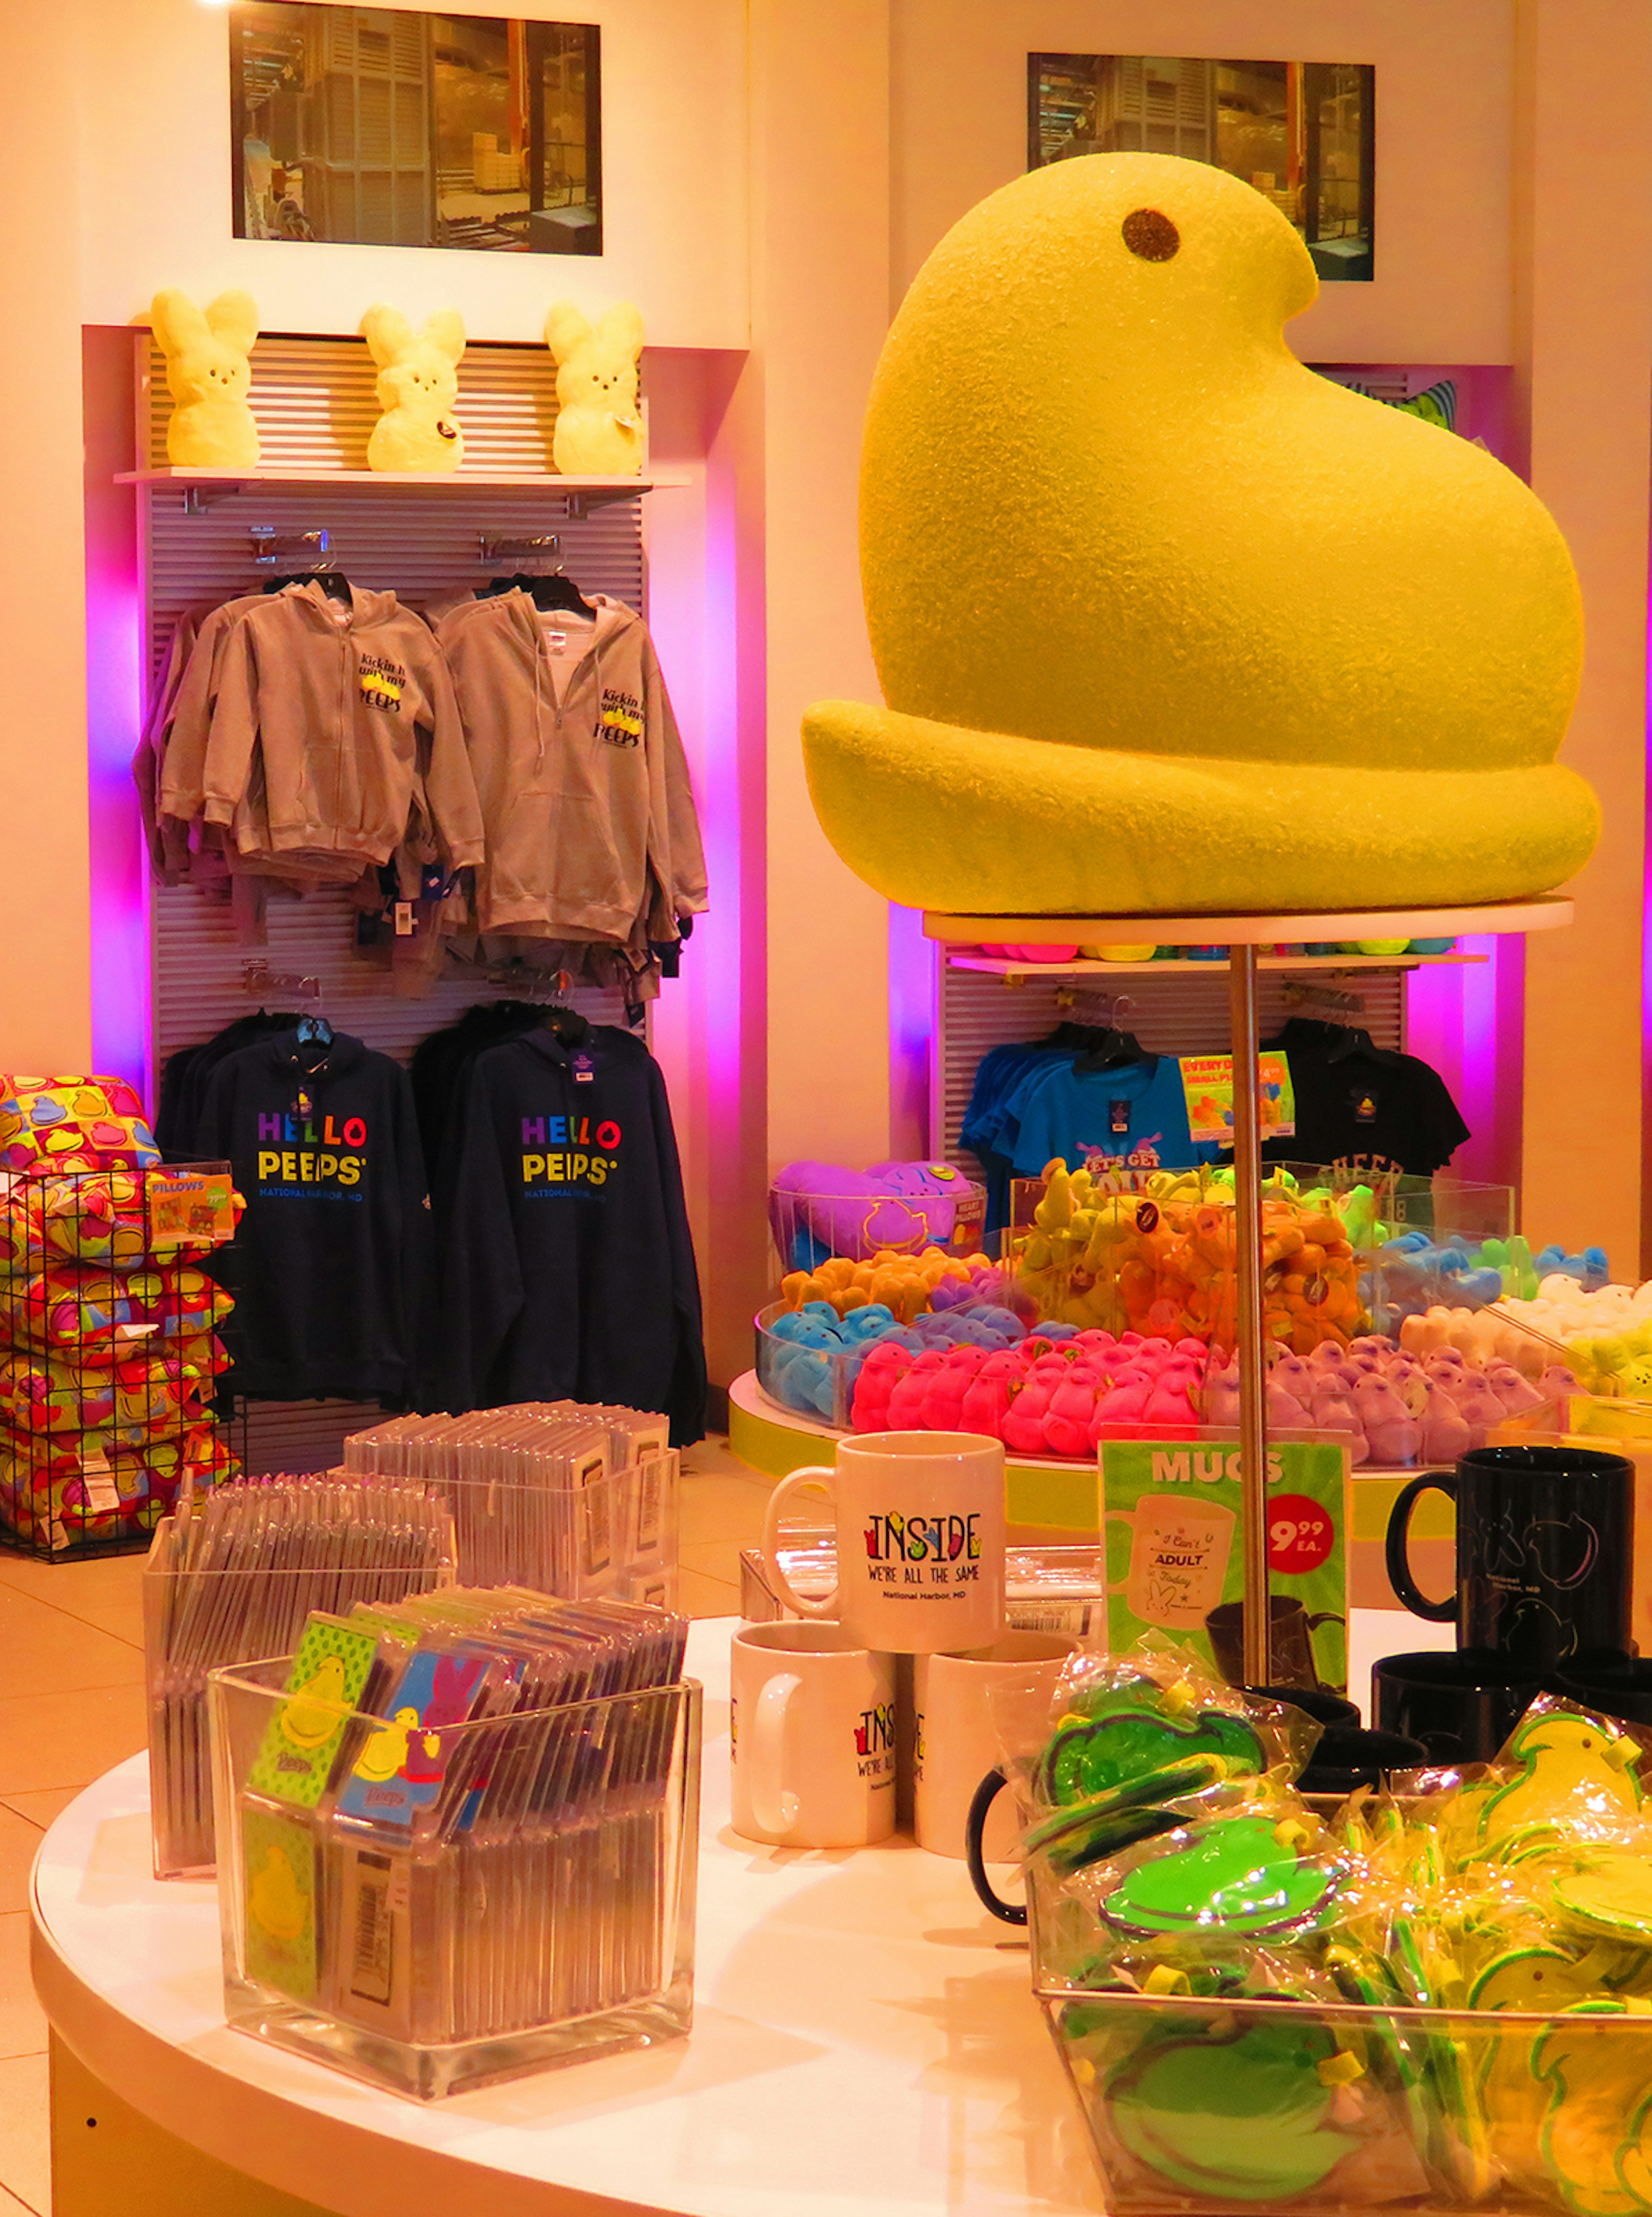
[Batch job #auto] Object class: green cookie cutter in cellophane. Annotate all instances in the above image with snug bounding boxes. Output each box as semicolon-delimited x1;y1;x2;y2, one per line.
1022;1638;1320;1819
1060;1968;1434;2209
1097;1810;1347;1943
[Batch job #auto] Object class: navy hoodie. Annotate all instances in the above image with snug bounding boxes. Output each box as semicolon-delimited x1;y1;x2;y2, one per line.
194;1029;433;1403
428;1026;706;1443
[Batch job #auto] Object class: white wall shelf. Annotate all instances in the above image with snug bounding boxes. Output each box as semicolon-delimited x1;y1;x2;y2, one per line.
115;465;687;516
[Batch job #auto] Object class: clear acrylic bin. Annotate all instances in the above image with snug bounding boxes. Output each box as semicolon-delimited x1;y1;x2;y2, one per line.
1038;1980;1652;2215
210;1657;702;2099
145;1514;456;1880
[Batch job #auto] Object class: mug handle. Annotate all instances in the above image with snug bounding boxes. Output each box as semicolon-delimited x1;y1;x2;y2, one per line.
747;1669;801;1837
965;1768;1027;1926
1385;1474;1459;1623
1102;1509;1137;1599
760;1466;840;1618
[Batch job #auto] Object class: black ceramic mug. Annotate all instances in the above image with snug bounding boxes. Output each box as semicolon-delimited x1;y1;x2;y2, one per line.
1372;1649;1541;1765
1386;1443;1634;1670
1205;1595;1347;1691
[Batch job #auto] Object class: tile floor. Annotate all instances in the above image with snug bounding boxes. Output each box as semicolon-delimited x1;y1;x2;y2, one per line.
0;1435;775;2214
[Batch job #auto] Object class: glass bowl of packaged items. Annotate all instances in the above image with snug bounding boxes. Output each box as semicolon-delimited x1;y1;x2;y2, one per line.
984;1641;1652;2216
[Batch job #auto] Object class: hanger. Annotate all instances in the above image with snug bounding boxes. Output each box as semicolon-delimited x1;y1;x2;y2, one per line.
291;1013;336;1070
265;570;352;606
541;1004;589;1047
1074;1026;1150;1073
485;570;597;617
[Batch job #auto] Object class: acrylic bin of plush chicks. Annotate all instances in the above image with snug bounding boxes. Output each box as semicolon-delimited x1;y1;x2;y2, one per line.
1008;1644;1652;2215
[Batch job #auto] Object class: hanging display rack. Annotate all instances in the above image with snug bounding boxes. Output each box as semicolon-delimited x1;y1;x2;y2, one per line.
923;897;1574;1689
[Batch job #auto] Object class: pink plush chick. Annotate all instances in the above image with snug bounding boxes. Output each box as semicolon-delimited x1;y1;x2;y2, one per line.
1353;1373;1421;1466
919;1357;978;1431
1310;1380;1368;1465
1091;1379;1153;1444
959;1352;1022;1440
1273;1354;1315;1403
887;1349;947;1429
1266;1378;1313;1431
1202;1358;1240;1429
1003;1376;1057;1454
1143;1359;1202;1436
1486;1363;1546;1416
851;1340;910;1431
1045;1367;1103;1458
1418;1378;1471;1464
1438;1372;1507;1450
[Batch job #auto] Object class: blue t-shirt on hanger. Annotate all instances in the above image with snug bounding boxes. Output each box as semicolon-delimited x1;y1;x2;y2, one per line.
996;1056;1218;1179
960;1041;1073;1232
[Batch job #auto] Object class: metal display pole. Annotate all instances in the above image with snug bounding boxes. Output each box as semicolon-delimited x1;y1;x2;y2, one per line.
1227;942;1270;1689
918;897;1574;1696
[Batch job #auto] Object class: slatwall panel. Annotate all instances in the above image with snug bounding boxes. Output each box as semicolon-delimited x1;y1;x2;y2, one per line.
142;332;603;475
138;335;652;1474
142;479;645;690
931;956;1406;1170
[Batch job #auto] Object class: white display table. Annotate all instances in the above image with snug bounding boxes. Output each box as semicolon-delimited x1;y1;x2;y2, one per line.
29;1610;1444;2215
30;1617;1101;2217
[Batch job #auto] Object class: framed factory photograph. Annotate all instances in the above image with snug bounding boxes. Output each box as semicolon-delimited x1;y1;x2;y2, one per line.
231;3;602;254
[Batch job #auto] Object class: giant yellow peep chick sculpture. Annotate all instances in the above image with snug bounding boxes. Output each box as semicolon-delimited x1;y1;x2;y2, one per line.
803;154;1599;915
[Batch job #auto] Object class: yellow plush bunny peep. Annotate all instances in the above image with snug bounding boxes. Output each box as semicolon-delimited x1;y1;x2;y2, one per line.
361;305;466;472
545;301;645;475
151;289;260;471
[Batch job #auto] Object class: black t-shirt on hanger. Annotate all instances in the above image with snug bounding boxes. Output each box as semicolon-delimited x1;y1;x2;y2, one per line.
1258;1017;1471;1177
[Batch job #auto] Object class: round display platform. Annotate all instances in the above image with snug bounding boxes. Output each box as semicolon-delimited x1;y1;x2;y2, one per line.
31;1618;1100;2217
921;896;1574;946
31;1613;1443;2217
729;1370;1100;1534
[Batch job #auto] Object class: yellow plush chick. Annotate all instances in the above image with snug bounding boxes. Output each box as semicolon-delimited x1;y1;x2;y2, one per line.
546;302;646;475
151;289;260;470
804;153;1598;915
361;306;465;472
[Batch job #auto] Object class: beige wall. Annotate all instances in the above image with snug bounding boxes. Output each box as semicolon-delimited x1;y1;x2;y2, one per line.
0;11;92;1073
1513;0;1652;1269
893;0;1516;362
749;0;895;1173
76;0;749;348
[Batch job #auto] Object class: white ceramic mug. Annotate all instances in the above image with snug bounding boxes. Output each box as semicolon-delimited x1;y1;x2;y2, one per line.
760;1432;1006;1656
912;1632;1075;1860
1105;1495;1236;1630
730;1622;897;1848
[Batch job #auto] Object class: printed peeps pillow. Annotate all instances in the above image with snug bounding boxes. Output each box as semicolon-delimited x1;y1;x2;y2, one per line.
0;1336;217;1439
0;1420;236;1550
7;1262;231;1361
1;1170;244;1279
0;1076;160;1176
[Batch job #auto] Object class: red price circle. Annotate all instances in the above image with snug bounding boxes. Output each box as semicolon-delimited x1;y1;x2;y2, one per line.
1267;1493;1333;1575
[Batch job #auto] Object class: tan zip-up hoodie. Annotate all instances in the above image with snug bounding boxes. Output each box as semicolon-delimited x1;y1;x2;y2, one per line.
435;591;707;941
200;583;483;872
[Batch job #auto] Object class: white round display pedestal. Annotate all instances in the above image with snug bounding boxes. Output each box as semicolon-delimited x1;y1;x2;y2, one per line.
30;1617;1100;2217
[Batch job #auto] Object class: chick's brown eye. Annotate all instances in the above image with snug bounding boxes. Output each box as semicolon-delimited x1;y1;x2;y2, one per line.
1123;207;1180;262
